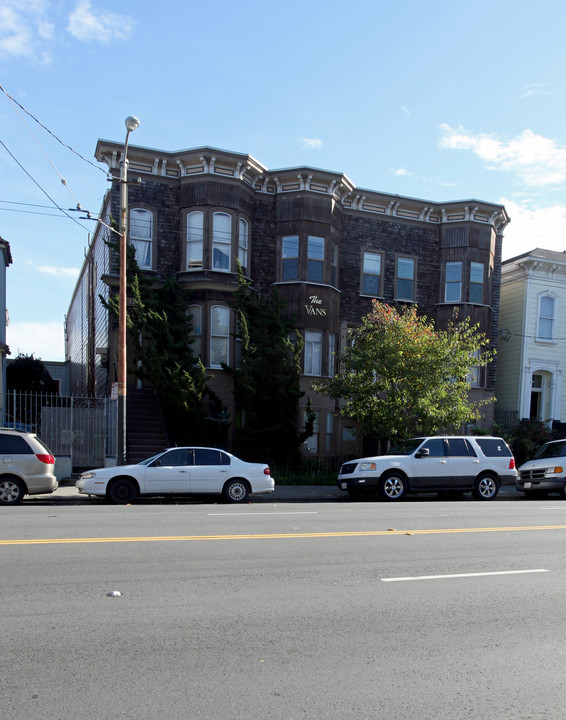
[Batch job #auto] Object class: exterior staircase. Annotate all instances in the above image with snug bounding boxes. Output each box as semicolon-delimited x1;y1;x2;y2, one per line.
126;388;170;464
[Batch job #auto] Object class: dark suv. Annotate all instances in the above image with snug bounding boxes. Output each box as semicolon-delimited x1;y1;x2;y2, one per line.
0;429;57;505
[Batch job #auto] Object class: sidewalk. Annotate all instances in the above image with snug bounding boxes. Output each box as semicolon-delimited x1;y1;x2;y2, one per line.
43;483;345;502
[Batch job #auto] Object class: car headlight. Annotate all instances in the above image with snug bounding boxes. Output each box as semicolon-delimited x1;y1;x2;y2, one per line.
358;462;377;472
80;472;96;480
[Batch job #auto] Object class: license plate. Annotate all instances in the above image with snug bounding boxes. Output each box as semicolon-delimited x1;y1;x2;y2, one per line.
523;482;532;489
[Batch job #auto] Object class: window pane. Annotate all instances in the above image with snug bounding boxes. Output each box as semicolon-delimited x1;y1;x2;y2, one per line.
130;208;153;269
362;252;381;296
445;262;462;302
187;211;204;269
188;305;202;357
239;218;249;269
469;262;484;303
282;236;299;280
305;330;322;375
213;213;231;271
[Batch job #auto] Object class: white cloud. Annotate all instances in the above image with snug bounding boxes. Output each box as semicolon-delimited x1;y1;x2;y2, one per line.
518;83;551;100
7;320;65;361
300;138;323;150
392;168;413;177
500;199;566;260
67;1;135;43
439;124;566;187
0;0;53;62
38;266;80;278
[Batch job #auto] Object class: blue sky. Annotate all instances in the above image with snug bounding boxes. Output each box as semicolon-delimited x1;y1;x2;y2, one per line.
1;0;566;361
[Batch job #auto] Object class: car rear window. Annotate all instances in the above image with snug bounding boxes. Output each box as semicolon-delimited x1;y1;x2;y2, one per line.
474;438;512;457
194;449;230;466
0;434;34;454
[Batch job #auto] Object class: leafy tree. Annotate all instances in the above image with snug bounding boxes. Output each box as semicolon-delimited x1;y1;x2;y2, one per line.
6;353;58;393
103;233;219;447
225;266;315;465
314;301;494;439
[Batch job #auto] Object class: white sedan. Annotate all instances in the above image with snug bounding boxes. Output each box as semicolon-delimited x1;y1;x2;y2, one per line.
75;447;275;504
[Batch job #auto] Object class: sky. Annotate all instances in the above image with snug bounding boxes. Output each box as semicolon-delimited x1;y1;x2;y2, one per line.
1;0;566;362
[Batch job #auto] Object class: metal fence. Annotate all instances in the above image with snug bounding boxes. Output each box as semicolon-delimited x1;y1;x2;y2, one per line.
4;391;117;469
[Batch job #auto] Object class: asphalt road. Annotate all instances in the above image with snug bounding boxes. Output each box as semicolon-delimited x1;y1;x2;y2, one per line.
2;493;566;720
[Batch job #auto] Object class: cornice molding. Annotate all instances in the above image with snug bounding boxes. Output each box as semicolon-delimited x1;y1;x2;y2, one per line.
94;140;509;231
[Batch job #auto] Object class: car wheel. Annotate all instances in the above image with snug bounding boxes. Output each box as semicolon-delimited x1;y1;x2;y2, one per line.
0;476;26;505
378;472;407;501
472;474;499;500
223;479;250;503
560;484;566;499
107;478;137;504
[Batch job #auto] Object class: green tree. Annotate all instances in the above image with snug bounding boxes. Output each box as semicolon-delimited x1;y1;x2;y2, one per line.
103;234;218;447
6;353;58;393
225;266;314;465
314;301;494;439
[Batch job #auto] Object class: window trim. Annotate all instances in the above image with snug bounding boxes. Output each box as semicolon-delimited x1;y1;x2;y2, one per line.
212;211;232;273
395;255;416;301
444;261;462;303
361;251;382;297
536;292;557;343
469;261;484;304
129;206;155;270
186;210;204;271
304;329;323;376
209;304;230;369
281;235;299;281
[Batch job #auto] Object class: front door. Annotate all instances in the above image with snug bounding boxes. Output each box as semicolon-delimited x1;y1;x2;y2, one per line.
411;438;450;489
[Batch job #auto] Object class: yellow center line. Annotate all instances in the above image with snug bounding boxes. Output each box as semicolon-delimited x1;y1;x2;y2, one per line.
2;524;566;546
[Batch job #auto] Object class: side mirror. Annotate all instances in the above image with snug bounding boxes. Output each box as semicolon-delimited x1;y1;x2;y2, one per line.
416;448;430;459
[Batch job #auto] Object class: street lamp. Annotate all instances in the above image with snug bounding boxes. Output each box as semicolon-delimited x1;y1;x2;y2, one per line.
117;115;140;465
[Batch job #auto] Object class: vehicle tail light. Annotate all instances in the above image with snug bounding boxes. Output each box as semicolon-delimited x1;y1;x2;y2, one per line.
264;467;271;475
509;458;516;470
36;454;55;465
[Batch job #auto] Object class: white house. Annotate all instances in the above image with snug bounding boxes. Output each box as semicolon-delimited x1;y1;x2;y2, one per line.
496;248;566;429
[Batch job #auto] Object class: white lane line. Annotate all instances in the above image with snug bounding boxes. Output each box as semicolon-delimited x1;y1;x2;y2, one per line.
207;511;318;516
381;569;549;582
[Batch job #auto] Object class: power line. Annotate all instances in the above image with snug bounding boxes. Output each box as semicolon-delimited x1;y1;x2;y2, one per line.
0;139;91;232
0;84;106;175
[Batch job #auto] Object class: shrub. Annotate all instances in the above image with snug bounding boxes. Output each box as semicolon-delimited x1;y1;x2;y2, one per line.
508;420;554;466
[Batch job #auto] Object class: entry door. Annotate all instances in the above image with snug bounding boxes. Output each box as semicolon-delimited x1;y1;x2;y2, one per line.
141;448;192;494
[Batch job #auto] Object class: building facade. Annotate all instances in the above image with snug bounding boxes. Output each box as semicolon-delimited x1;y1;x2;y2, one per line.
66;143;509;457
496;248;566;430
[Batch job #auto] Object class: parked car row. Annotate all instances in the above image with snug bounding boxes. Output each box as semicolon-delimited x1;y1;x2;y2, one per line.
1;428;565;505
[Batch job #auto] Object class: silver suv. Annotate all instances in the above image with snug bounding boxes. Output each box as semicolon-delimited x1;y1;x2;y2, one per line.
338;436;517;501
516;439;566;498
0;429;57;505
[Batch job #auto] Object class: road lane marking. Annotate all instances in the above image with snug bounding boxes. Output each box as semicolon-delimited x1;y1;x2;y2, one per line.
381;569;549;582
2;524;566;546
207;511;318;516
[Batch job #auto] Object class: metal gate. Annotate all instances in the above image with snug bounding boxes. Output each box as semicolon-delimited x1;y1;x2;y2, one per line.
4;391;117;469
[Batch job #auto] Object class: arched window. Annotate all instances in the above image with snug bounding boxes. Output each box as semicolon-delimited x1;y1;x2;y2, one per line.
212;212;231;271
129;208;154;269
537;294;555;341
187;305;202;358
186;211;204;270
238;218;249;272
210;305;229;368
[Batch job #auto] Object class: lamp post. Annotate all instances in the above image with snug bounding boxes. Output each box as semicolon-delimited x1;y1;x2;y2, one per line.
117;115;140;465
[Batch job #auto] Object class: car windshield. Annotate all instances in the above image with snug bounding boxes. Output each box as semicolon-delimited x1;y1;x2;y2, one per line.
533;441;566;460
386;438;425;455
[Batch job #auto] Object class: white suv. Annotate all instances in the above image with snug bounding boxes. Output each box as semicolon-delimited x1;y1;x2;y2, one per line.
0;429;57;505
338;436;517;501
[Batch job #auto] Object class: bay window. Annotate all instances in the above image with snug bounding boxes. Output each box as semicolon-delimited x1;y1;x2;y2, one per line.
186;211;204;270
212;212;231;271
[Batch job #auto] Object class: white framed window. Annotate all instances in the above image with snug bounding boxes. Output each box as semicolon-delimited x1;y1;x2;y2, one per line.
325;412;333;453
328;332;336;378
304;330;322;376
186;211;204;270
469;262;484;303
445;261;462;302
238;218;249;271
362;252;381;296
282;236;299;280
187;305;202;358
210;305;229;368
307;236;325;282
304;411;319;453
396;256;415;300
331;243;338;287
537;294;555;341
129;208;153;269
212;212;231;271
